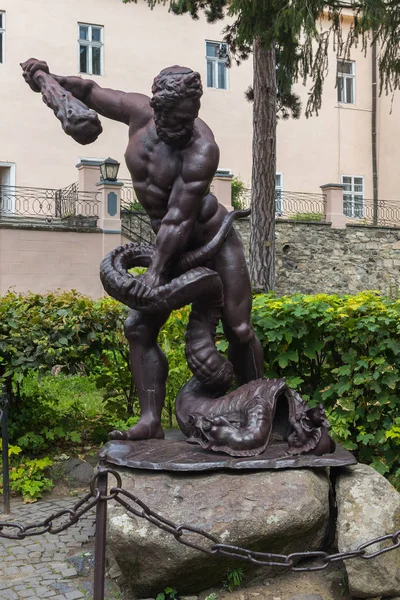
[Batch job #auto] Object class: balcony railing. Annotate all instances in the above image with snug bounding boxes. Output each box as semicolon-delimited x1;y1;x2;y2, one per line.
0;184;100;226
345;198;400;227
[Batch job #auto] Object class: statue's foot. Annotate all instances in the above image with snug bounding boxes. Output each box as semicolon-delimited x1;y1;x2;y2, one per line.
109;420;165;441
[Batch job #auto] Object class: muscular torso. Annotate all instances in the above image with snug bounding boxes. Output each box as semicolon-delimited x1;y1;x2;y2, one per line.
125;115;226;247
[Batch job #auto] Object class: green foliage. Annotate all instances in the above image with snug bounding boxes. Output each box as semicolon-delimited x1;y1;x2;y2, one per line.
204;594;218;600
0;445;53;503
231;176;247;210
252;291;400;484
289;212;323;222
0;291;192;450
160;308;191;427
9;456;53;503
223;567;244;592
9;372;108;452
0;289;127;383
156;587;178;600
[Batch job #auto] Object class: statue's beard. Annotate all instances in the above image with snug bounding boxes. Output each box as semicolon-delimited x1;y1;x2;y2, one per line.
154;116;193;148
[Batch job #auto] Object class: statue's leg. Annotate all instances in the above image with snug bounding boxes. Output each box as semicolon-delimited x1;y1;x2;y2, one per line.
214;230;264;384
109;308;171;440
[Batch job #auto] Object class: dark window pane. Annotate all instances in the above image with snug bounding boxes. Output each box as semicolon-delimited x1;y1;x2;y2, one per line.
218;62;226;89
354;198;364;218
0;14;3;29
343;194;353;217
346;77;354;103
206;42;218;58
92;46;101;75
79;25;89;40
207;60;214;87
337;77;344;102
0;32;3;63
92;27;101;42
338;60;353;75
79;44;88;73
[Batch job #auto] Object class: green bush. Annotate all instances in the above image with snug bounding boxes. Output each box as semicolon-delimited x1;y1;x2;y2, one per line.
0;445;53;503
289;212;323;222
231;176;247;210
10;372;107;452
252;291;400;485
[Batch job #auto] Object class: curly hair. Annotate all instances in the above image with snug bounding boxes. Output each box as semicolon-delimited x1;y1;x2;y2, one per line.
150;66;203;112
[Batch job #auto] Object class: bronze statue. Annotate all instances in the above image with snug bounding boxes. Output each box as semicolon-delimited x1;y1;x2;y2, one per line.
21;59;265;438
21;59;336;458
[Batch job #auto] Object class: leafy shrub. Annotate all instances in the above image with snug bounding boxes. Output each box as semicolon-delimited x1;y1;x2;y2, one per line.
0;445;53;503
252;291;400;484
10;373;106;452
289;212;323;222
231;176;247;210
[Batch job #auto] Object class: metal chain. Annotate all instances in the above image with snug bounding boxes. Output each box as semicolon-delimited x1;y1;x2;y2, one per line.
109;485;400;572
0;467;399;572
0;490;100;539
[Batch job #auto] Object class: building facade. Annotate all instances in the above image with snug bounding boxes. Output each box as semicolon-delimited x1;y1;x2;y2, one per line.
1;0;400;205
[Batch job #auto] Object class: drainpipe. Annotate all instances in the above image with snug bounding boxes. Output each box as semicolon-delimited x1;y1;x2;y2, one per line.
372;39;378;225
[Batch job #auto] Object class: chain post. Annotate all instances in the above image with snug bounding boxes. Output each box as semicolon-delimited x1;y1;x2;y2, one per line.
1;384;10;515
93;460;108;600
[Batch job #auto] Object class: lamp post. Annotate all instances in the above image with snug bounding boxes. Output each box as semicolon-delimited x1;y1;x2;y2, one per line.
100;157;120;183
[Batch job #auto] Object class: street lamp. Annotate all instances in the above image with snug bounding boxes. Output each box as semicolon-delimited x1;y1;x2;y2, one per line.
100;157;120;182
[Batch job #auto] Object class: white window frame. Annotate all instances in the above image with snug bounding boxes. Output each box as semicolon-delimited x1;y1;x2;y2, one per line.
78;23;104;76
0;11;5;65
337;59;355;104
275;173;283;214
206;40;229;90
341;174;364;218
0;161;16;214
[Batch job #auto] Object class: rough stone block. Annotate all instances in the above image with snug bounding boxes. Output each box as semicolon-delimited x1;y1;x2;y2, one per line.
336;464;400;598
107;468;330;597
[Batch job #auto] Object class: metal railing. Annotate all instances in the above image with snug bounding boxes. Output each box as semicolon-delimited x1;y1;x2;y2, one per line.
0;184;100;225
345;198;400;227
120;179;139;206
120;183;156;245
275;191;326;221
121;208;156;245
235;189;326;222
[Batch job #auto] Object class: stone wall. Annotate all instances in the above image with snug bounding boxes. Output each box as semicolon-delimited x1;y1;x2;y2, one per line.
235;219;400;296
3;218;400;299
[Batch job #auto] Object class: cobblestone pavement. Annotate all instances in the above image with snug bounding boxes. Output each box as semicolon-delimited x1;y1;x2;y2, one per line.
0;495;121;600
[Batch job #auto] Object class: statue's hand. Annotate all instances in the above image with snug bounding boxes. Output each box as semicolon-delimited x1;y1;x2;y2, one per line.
20;58;50;92
129;271;164;308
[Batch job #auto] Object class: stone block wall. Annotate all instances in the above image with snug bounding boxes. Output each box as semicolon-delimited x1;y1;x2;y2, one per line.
235;219;400;296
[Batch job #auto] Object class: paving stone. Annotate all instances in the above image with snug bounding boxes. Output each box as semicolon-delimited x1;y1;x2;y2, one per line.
0;494;119;600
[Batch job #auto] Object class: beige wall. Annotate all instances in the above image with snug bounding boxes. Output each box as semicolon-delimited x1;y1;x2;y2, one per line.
0;0;252;189
1;2;400;202
0;226;114;297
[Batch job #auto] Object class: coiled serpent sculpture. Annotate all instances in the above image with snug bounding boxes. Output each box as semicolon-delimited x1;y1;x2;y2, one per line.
100;210;335;458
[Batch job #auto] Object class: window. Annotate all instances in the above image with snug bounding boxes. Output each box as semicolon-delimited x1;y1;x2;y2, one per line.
342;175;364;217
206;41;228;90
337;60;355;104
275;173;283;214
0;12;5;64
78;23;103;75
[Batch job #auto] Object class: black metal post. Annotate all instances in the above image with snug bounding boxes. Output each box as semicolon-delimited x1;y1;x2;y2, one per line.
93;460;108;600
1;384;10;515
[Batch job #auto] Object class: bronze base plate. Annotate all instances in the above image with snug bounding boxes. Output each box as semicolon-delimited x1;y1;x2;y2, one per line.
99;430;356;472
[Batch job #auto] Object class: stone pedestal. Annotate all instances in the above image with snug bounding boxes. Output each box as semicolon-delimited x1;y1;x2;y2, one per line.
107;466;331;597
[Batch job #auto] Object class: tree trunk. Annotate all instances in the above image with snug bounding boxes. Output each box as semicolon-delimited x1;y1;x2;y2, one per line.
249;38;277;292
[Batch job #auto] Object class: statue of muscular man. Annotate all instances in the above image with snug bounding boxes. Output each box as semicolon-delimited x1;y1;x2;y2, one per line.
22;59;264;440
